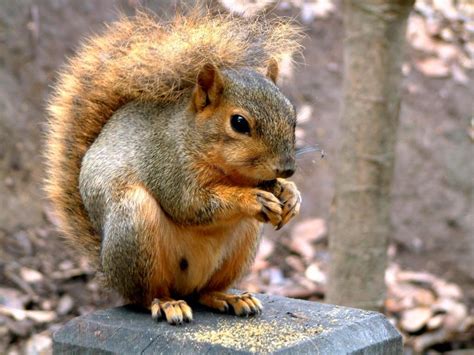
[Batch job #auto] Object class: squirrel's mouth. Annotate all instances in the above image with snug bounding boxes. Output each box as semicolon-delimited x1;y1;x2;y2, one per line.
228;171;272;187
257;179;278;190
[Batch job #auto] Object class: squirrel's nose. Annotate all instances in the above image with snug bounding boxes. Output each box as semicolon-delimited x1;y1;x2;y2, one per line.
276;157;296;178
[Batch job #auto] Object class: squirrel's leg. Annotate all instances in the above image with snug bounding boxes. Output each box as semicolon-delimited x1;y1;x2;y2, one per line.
208;179;301;228
101;184;193;324
208;186;284;227
198;220;263;316
197;180;301;315
163;176;299;229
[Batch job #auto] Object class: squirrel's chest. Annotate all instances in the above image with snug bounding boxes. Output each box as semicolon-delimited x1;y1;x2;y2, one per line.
166;220;259;296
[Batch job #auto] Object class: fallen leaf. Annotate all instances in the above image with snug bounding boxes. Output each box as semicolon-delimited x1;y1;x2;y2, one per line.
4;266;38;300
58;260;74;271
0;287;29;309
257;237;274;261
291;218;327;243
297;104;313;124
416;57;450;77
412;329;450;353
385;263;400;287
433;0;459;20
435;43;459;62
459;52;474;69
400;307;432;333
407;15;436;52
295;127;306;147
285;255;306;273
413;288;436;306
385;298;404;314
20;267;44;283
288;218;327;262
0;305;56;323
280;283;322;299
0;323;9;352
5;318;34;337
388;282;419;308
252;237;274;272
56;295;74;316
0;305;27;321
311;0;335;18
300;0;335;23
427;314;444;330
25;332;52;355
396;270;437;286
432;280;463;300
218;0;274;17
305;263;326;284
451;64;469;84
261;267;285;286
440;27;455;42
441;301;468;332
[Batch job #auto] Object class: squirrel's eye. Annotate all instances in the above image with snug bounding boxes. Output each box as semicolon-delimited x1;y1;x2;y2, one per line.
230;115;251;135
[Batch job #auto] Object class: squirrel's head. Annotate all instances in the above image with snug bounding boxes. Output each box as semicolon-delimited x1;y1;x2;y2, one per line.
190;62;297;185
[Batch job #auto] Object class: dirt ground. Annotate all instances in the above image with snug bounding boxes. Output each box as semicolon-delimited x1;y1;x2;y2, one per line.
0;0;472;353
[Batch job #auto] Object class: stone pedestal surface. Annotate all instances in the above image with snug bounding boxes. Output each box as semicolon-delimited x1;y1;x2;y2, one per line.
53;293;402;354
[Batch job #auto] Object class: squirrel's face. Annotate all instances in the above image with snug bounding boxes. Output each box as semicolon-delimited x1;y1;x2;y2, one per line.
191;64;297;185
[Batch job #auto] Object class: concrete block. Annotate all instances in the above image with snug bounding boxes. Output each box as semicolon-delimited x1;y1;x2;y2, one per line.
53;293;402;354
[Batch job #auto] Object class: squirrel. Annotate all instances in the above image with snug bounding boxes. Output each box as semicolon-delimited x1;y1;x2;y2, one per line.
45;9;303;325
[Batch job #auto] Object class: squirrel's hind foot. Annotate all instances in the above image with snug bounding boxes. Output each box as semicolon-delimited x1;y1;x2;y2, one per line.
151;298;193;325
199;291;263;317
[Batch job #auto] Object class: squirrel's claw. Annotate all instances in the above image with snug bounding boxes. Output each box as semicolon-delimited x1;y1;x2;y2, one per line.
199;292;263;317
255;190;283;227
151;299;162;321
274;179;302;229
227;293;263;316
150;298;193;325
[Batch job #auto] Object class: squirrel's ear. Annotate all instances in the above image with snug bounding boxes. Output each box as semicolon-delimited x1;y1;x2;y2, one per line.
266;58;279;84
193;63;224;112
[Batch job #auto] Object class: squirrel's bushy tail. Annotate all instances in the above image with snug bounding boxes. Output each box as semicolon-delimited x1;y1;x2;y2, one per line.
44;8;302;267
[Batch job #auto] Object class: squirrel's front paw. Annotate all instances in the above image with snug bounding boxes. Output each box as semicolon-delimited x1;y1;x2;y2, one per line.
151;298;193;325
273;179;302;230
253;190;283;227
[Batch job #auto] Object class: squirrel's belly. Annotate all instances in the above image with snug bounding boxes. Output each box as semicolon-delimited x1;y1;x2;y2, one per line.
159;219;259;297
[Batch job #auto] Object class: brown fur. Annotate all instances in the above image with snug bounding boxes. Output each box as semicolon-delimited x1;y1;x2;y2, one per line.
44;9;302;267
109;183;260;306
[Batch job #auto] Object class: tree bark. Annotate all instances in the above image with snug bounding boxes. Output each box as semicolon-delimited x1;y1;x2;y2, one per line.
327;0;415;311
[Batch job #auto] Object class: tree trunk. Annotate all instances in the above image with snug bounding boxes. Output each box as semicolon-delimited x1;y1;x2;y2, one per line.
327;0;415;311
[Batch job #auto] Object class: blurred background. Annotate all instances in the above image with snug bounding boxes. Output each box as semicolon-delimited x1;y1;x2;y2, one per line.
0;0;472;353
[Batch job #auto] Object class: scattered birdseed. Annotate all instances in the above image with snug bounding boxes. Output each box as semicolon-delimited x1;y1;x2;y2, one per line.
184;318;325;352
